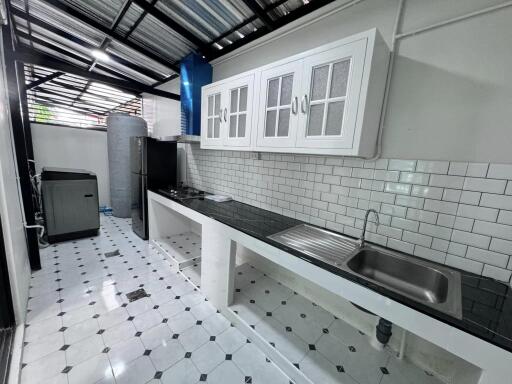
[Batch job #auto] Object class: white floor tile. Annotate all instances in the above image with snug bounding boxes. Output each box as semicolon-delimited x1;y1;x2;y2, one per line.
207;361;245;384
113;356;155;384
20;350;67;384
23;331;64;364
190;341;225;374
65;334;106;366
149;339;185;371
160;358;199;384
67;353;113;384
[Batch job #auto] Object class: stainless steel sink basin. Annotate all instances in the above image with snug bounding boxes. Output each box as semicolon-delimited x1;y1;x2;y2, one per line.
346;247;462;319
267;224;462;319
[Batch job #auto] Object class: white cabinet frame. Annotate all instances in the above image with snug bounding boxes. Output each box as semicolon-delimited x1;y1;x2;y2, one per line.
201;28;389;157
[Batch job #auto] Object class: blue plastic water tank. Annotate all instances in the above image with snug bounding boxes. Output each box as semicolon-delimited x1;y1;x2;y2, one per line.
180;53;212;136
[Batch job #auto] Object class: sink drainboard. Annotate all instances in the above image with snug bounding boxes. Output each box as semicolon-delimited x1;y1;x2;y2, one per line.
268;224;357;266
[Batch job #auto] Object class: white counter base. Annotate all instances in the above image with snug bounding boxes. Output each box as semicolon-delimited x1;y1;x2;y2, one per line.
148;191;512;384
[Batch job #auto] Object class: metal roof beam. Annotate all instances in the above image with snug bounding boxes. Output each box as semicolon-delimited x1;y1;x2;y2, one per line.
12;8;167;82
16;47;180;100
39;0;179;73
209;0;337;61
26;71;63;89
131;0;213;57
240;0;275;30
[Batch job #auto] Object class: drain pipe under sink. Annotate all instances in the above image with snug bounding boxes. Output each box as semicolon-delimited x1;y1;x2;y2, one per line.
350;302;394;351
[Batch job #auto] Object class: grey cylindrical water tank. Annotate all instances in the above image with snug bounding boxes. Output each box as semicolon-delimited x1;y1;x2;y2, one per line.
107;114;147;218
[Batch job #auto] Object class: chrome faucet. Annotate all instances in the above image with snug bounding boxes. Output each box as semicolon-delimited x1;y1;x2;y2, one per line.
358;209;380;248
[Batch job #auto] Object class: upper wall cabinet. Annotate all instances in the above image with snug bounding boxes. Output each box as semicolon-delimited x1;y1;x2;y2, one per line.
201;29;389;157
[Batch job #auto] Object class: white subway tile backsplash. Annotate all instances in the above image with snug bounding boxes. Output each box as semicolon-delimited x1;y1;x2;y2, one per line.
411;185;443;200
437;214;456;228
429;174;464;189
445;254;483;274
380;203;406;218
506;181;512;195
480;193;512;210
399;172;430;185
442;189;461;203
406;208;437;224
419;222;452;240
498;210;512;225
395;195;424;209
487;164;512;180
424;199;458;215
387;238;414;254
370;191;395;204
463;177;506;194
451;230;490;249
416;160;449;174
432;238;450;252
466;247;509;268
466;163;489;178
186;148;512;280
402;231;432;247
489;238;512;255
389;159;416;172
453;217;474;232
414;246;446;263
351;168;374;179
459;191;481;205
373;170;400;182
448;162;468;176
391;217;419;232
472;220;512;241
447;242;467;257
482;265;511;283
384;182;411;195
456;204;498;222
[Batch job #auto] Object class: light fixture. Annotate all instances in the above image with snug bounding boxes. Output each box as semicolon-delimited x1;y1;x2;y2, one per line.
91;49;110;62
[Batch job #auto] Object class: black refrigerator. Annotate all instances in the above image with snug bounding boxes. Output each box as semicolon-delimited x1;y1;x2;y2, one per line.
130;137;177;239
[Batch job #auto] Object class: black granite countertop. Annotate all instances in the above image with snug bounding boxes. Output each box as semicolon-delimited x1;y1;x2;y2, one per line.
155;191;512;354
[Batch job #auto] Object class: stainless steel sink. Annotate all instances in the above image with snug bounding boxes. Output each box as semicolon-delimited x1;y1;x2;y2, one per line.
267;224;462;319
345;247;462;319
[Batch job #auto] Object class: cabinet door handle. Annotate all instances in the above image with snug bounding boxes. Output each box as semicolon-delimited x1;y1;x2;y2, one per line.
301;94;308;114
291;96;298;115
223;108;227;122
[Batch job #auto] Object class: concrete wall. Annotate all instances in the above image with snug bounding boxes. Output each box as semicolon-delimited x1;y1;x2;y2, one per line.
0;29;31;323
31;124;111;206
211;0;512;163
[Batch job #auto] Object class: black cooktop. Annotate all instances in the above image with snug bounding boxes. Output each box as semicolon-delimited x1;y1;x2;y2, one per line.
155;189;512;353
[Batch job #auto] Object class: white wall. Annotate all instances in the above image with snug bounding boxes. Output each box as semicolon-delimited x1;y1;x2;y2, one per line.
211;0;512;163
0;29;31;323
31;124;111;206
142;78;181;139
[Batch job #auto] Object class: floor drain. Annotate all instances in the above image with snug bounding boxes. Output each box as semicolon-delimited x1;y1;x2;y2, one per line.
126;288;148;302
104;249;120;258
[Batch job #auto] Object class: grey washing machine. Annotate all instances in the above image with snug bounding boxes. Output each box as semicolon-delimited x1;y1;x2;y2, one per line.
41;167;100;243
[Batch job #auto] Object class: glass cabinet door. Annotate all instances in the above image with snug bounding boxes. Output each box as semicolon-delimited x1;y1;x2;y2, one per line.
307;59;350;137
202;84;225;147
296;39;366;149
224;74;254;147
256;60;302;148
206;92;222;139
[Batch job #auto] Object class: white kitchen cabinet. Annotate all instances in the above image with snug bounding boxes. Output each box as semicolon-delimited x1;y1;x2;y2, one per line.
295;39;366;150
201;74;255;149
201;28;389;157
255;61;302;148
224;74;254;147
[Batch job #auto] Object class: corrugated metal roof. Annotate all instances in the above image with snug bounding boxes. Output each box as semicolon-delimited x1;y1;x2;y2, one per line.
11;0;335;96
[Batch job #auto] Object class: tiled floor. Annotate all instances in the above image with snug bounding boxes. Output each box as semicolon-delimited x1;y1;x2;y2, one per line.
22;215;291;384
231;264;444;384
